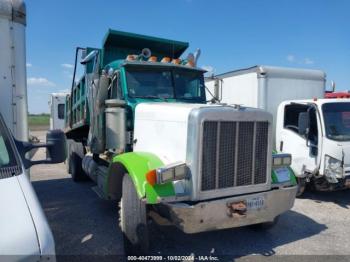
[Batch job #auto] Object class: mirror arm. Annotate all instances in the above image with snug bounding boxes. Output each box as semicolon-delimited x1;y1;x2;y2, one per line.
15;140;53;153
14;139;54;169
29;159;52;166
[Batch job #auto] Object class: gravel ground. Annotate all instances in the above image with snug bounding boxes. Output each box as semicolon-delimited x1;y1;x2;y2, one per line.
30;131;350;261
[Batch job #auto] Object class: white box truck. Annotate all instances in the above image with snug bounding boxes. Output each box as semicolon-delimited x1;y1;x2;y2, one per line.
205;65;350;194
0;1;66;260
49;93;68;130
205;65;326;133
0;0;28;142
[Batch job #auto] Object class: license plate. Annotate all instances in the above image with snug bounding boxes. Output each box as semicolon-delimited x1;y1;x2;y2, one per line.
246;196;265;210
274;167;291;183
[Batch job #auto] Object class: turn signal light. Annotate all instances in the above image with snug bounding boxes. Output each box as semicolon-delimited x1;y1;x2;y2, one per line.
146;170;157;186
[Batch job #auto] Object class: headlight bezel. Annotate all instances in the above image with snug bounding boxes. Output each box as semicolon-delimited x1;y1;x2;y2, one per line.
156;162;187;184
272;153;292;167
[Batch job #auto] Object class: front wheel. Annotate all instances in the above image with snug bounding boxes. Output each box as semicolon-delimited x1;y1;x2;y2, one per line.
296;177;307;197
120;175;149;255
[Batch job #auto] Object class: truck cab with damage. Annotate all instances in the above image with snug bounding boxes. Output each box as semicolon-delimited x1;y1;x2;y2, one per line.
277;98;350;191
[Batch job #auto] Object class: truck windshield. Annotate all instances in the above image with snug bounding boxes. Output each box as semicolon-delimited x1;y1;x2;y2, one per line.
323;102;350;141
126;68;205;101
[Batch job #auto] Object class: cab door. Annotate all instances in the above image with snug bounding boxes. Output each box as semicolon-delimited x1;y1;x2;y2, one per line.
277;103;321;177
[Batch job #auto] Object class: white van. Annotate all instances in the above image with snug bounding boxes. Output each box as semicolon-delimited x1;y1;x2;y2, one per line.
0;113;66;261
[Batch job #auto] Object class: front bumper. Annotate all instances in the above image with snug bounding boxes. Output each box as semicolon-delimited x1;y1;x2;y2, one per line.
161;186;297;234
313;174;350;191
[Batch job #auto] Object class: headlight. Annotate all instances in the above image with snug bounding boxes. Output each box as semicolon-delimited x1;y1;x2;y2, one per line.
156;162;187;184
272;154;292;167
324;155;343;183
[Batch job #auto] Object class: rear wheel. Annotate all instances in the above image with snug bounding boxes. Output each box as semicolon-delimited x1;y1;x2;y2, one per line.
67;141;87;182
65;140;72;174
120;175;149;255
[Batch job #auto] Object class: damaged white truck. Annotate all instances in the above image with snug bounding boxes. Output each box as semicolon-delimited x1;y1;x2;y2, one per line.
206;65;350;194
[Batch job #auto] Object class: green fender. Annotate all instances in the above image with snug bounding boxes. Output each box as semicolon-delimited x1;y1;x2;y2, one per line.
110;152;175;204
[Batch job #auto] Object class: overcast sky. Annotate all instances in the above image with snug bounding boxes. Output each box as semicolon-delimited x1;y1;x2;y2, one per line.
26;0;350;113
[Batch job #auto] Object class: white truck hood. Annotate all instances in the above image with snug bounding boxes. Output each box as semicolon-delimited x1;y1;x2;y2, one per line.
0;175;40;258
133;103;208;164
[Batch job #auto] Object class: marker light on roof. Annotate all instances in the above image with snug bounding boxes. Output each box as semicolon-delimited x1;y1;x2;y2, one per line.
185;60;195;67
185;53;195;67
161;57;171;63
148;56;157;62
126;54;137;61
172;58;181;65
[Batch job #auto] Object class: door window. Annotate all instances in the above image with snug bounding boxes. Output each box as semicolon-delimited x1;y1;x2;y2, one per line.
284;104;309;133
0;115;22;176
109;73;124;99
308;107;318;146
284;104;319;155
0;136;10;167
58;104;65;119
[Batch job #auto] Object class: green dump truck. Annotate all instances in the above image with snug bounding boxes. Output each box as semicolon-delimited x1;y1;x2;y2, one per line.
64;29;297;254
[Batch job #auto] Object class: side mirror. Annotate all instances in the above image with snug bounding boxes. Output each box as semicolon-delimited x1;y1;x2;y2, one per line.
298;112;310;136
15;130;67;169
80;50;98;65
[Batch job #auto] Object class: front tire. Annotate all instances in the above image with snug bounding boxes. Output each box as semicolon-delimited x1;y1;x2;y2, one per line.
296;177;307;197
120;175;149;255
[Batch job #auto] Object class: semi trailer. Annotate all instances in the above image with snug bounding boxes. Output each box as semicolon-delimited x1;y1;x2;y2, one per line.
49;93;68;130
65;31;297;254
0;0;28;141
206;65;350;194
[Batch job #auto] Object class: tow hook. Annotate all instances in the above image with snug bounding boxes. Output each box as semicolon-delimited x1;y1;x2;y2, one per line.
227;201;247;217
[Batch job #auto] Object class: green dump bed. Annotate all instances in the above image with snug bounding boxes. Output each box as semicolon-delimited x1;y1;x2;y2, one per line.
102;29;189;66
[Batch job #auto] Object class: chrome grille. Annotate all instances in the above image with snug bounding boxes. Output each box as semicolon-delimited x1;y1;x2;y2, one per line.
201;122;217;191
201;121;268;191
